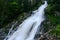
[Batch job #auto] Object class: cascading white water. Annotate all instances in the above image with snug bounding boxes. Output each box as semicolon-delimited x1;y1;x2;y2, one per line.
4;1;48;40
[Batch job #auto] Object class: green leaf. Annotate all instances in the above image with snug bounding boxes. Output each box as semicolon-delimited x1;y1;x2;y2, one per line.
10;2;18;5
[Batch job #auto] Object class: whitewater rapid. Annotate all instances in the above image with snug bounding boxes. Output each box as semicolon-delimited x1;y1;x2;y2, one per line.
4;1;48;40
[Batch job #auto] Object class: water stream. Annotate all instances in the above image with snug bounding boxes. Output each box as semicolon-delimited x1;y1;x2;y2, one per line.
4;1;48;40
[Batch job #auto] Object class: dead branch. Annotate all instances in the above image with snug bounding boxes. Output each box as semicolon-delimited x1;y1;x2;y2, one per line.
38;29;52;40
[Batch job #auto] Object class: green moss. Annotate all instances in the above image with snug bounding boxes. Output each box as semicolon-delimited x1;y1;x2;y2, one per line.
56;25;60;29
47;14;56;24
10;2;18;5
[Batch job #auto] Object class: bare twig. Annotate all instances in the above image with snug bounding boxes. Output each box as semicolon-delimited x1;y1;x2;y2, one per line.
38;29;52;40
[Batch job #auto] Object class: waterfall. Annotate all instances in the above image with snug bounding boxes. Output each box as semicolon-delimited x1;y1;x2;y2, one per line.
4;1;48;40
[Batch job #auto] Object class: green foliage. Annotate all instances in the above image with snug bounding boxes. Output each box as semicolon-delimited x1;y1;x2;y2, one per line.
46;0;60;37
55;25;60;36
0;0;42;28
